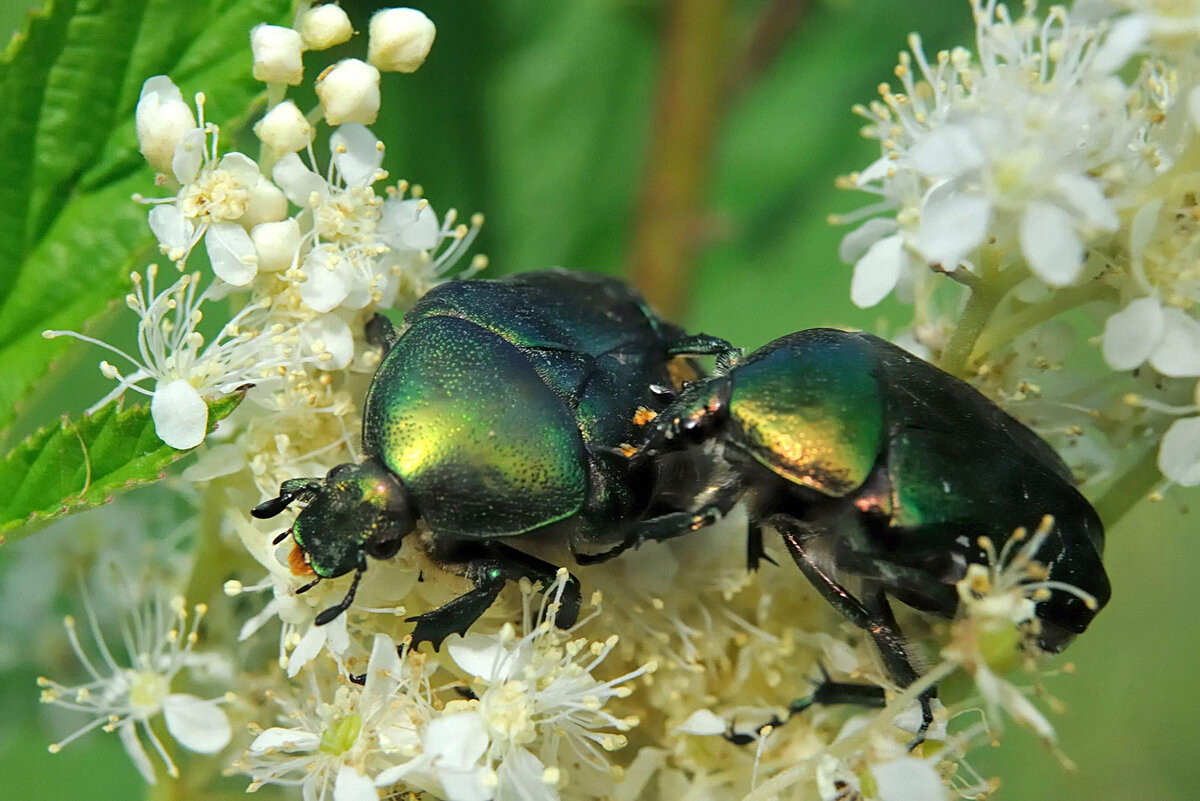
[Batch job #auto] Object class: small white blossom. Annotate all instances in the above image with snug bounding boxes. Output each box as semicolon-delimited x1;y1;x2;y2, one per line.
136;76;197;174
1159;413;1200;485
44;266;291;449
842;1;1147;304
239;634;432;799
317;59;382;125
255;99;316;155
38;588;231;784
300;4;355;50
368;8;436;73
252;217;304;273
251;23;305;85
135;88;287;280
380;575;651;801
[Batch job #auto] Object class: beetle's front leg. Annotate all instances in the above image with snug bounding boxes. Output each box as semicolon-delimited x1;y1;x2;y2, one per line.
771;515;936;748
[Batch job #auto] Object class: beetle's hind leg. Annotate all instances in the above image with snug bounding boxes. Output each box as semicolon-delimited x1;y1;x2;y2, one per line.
770;515;936;748
723;664;887;745
406;543;581;650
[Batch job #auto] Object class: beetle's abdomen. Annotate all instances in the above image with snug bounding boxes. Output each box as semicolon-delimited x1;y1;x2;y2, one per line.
727;330;885;496
362;316;588;538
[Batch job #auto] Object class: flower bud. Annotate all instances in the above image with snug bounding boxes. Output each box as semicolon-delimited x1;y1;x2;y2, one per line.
300;4;354;50
251;218;302;273
251;24;304;85
136;76;197;174
368;8;436;73
315;59;381;125
241;177;289;230
254;100;314;155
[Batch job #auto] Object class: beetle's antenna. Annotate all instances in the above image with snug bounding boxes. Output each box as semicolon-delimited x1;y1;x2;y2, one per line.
251;479;322;519
314;559;365;626
294;576;321;594
272;528;292;546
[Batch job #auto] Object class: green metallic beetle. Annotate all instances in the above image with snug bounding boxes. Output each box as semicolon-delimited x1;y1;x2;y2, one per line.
253;269;735;647
631;328;1111;738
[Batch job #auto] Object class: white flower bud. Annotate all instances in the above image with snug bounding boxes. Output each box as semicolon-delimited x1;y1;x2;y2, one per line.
241;177;289;230
315;59;381;125
136;76;197;174
368;8;436;73
251;24;304;85
251;218;302;273
254;100;314;155
300;4;354;50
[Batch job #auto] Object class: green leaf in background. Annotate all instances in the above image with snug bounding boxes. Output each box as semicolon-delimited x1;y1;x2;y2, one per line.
0;391;243;542
0;0;294;435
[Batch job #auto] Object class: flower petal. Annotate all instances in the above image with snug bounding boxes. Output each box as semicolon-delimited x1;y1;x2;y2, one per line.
303;314;355;371
496;748;556;801
148;205;193;256
152;379;208;450
839;217;899;264
299;248;351;313
163;694;231;754
118;721;158;785
447;633;515;683
172;127;207;185
249;726;321;754
273;152;328;206
331;124;384;187
907;124;984;178
334;765;380;801
425;712;489;768
380;198;440;251
1054;174;1118;232
870;757;948;801
1102;297;1164;371
206;221;258;285
1159;417;1200;486
850;234;905;308
1150;309;1200;377
287;624;326;677
673;709;727;736
1130;199;1163;263
914;186;991;268
1019;202;1084;286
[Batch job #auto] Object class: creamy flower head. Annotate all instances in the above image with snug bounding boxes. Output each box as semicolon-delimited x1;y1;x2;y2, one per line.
842;0;1146;306
369;8;437;73
44;265;294;448
38;586;231;784
136;76;197;174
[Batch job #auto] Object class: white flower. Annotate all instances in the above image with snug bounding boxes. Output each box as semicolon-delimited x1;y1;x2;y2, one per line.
136;76;197;174
300;4;355;50
255;100;315;155
239;634;432;799
842;1;1145;304
251;23;304;85
1159;414;1200;485
369;8;437;73
136;91;286;279
252;217;304;273
38;589;231;784
43;266;292;449
317;59;382;125
380;574;652;801
1102;297;1200;376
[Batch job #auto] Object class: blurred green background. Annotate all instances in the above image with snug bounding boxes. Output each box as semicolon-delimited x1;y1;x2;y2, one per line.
0;0;1195;798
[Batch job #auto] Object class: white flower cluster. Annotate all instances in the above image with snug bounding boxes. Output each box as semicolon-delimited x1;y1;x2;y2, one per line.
35;4;1100;801
839;0;1200;497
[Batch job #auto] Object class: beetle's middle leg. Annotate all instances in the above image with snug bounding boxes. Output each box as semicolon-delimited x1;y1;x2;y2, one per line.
771;515;935;747
407;543;581;650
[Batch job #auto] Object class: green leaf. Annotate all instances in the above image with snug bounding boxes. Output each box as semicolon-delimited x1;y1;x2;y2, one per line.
0;391;244;542
0;0;294;434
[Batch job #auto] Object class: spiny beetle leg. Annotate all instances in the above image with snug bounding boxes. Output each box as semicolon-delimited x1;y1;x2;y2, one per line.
406;544;580;650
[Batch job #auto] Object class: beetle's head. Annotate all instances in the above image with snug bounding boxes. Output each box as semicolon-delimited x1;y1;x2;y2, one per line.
632;377;732;466
252;458;415;625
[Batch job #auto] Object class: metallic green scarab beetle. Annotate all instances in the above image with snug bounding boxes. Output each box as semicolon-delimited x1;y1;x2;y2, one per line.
253;269;734;646
633;328;1111;740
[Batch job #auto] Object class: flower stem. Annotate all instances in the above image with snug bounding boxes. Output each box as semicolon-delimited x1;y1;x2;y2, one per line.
1093;445;1162;530
628;0;730;319
939;274;1011;378
968;280;1116;366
